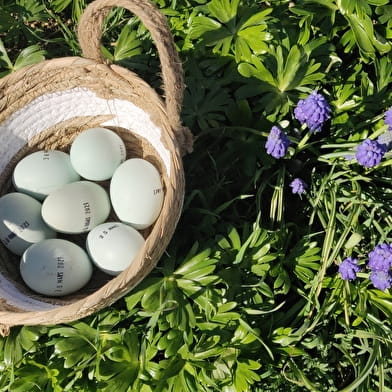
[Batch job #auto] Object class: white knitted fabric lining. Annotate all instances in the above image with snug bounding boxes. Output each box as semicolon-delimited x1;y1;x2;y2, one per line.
0;86;171;176
0;86;171;311
0;275;58;310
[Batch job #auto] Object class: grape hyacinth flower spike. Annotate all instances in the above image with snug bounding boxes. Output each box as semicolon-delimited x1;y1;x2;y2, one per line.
385;106;392;131
289;178;307;195
294;90;331;133
377;130;392;151
355;139;386;168
370;270;392;291
339;257;361;281
367;243;392;290
375;107;392;150
265;126;290;159
368;243;392;272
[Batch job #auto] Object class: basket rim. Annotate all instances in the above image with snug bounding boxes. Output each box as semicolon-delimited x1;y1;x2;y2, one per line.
0;56;186;334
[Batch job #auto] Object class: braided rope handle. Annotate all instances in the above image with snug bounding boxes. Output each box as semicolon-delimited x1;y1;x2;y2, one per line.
78;0;192;154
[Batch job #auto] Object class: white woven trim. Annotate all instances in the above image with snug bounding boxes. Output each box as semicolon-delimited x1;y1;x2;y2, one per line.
0;273;58;311
0;87;171;176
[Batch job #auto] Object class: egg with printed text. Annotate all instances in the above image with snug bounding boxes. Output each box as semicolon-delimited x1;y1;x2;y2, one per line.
12;150;80;200
110;158;164;230
86;222;145;276
41;181;111;234
20;239;93;296
0;192;56;255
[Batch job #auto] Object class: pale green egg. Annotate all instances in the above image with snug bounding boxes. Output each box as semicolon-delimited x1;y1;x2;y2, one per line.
110;158;164;230
86;222;145;276
41;181;111;234
70;127;126;181
12;150;80;201
20;239;93;296
0;192;56;256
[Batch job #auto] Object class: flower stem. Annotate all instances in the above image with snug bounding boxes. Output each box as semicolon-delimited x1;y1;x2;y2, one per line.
296;130;312;152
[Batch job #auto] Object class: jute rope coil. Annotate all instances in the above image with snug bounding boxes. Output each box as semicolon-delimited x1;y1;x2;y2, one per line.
0;0;192;336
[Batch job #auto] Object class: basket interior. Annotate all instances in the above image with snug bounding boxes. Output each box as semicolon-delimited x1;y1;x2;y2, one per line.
0;58;181;315
0;123;167;308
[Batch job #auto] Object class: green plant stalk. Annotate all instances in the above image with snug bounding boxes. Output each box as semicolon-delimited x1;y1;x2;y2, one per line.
307;164;338;228
306;182;336;314
325;199;361;267
269;166;285;225
377;346;384;392
283;358;321;391
338;341;379;392
309;200;361;320
295;128;312;152
343;280;350;327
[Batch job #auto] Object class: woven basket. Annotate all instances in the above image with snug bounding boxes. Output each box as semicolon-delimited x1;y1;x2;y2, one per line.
0;0;192;336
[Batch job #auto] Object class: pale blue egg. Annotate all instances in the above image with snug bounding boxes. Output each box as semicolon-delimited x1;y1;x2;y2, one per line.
86;222;145;276
110;158;164;230
70;127;126;181
20;239;93;296
0;192;56;256
12;150;80;200
41;181;111;234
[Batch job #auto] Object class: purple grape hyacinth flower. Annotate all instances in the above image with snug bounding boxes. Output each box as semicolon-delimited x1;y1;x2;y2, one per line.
265;126;290;159
368;243;392;272
339;257;361;281
370;270;392;291
294;91;331;133
385;107;392;131
355;139;386;168
289;178;307;195
377;131;392;151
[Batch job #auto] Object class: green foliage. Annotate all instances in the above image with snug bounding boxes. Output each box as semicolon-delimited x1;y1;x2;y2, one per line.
1;0;392;391
50;0;86;21
189;0;273;62
101;24;143;62
0;38;45;77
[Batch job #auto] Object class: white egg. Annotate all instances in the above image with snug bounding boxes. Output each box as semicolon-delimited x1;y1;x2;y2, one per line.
110;158;164;230
0;193;56;255
70;127;126;181
20;238;93;296
41;181;111;234
12;150;80;200
86;222;145;276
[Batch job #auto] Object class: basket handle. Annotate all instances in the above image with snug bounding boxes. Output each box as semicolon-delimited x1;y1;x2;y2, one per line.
78;0;193;154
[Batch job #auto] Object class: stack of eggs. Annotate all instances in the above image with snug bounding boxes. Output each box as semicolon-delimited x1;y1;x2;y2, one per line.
0;128;164;297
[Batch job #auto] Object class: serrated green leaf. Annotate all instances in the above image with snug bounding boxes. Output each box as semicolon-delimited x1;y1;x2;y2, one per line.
233;359;261;392
240;8;273;29
238;55;276;87
3;330;23;368
208;0;240;24
238;27;271;55
189;16;222;40
278;45;302;91
18;326;44;353
346;14;375;55
98;330;140;391
47;323;97;368
234;36;251;63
